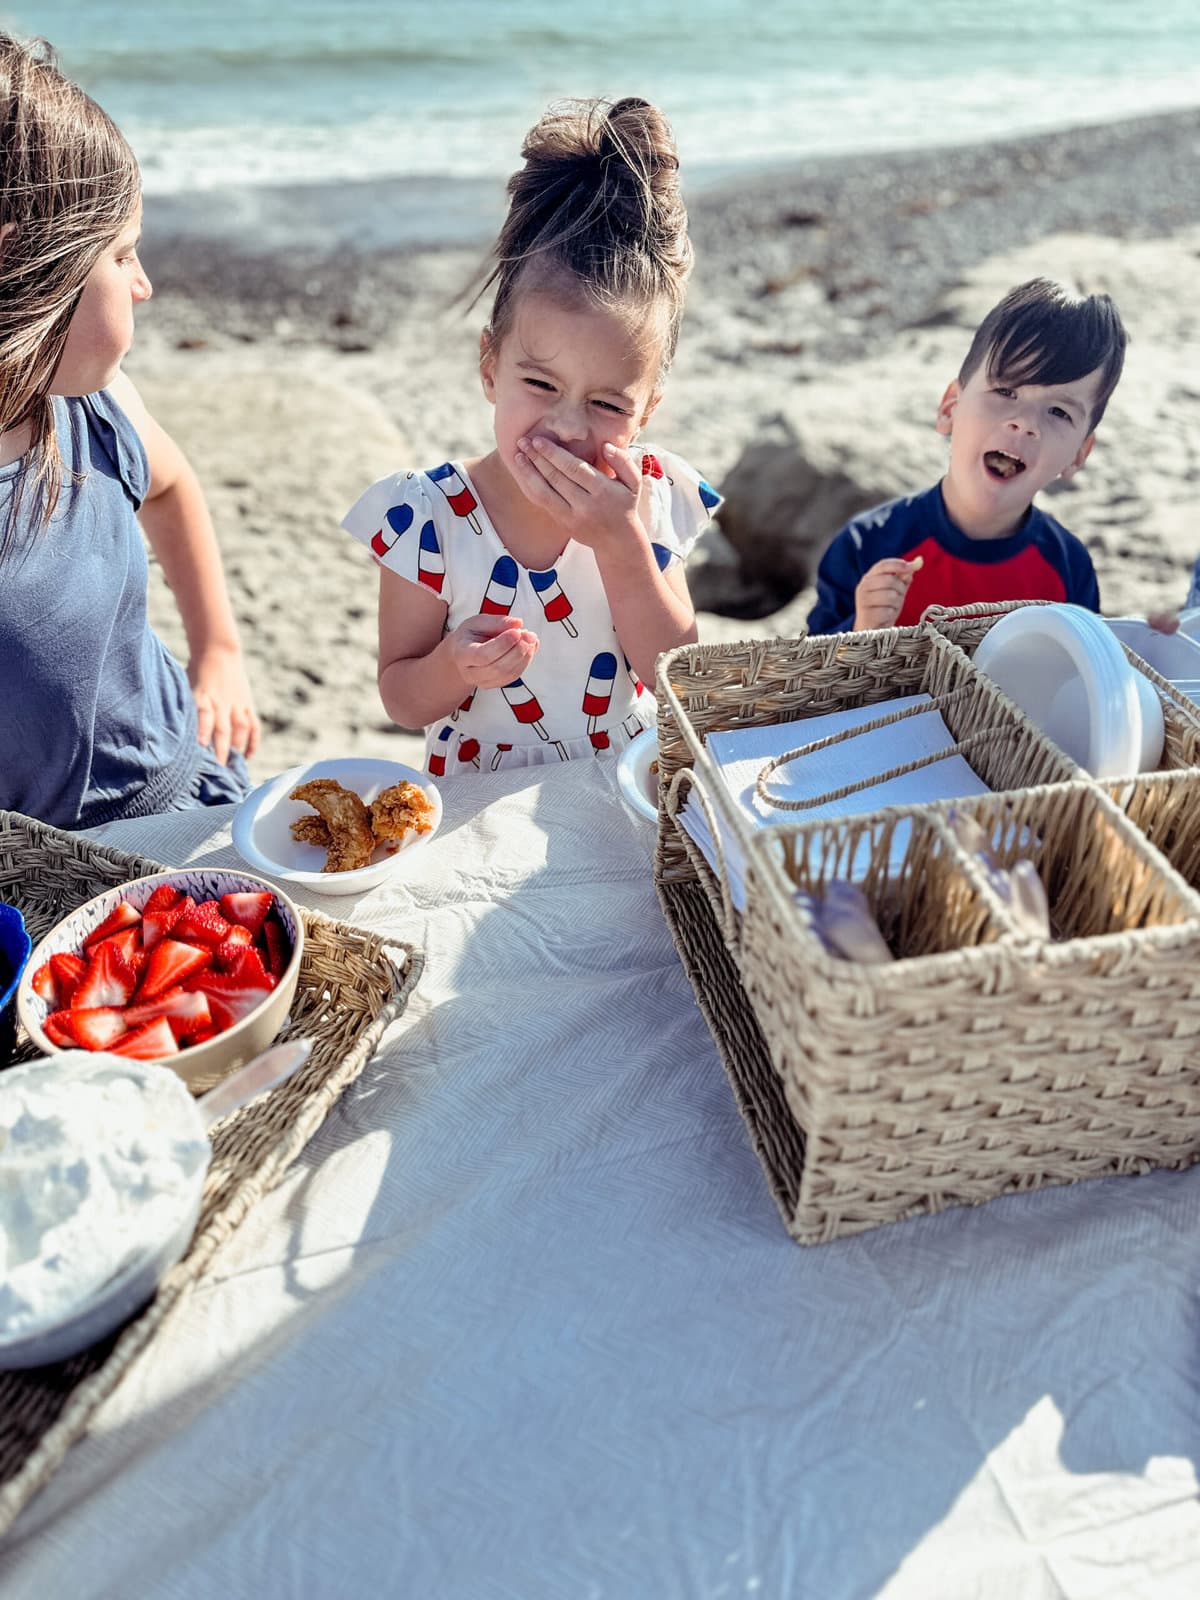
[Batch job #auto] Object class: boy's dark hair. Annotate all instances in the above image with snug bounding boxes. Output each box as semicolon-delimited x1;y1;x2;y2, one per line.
958;277;1127;432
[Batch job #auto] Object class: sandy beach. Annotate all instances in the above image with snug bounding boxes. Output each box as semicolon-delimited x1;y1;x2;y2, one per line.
127;107;1200;780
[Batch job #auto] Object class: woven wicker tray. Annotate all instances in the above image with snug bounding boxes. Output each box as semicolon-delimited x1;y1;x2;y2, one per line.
0;811;422;1538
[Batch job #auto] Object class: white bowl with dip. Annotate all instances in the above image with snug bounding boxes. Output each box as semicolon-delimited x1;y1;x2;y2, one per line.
0;1041;310;1368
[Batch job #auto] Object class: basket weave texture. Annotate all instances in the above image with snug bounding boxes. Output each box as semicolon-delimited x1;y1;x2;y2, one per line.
653;619;1200;1246
0;811;421;1538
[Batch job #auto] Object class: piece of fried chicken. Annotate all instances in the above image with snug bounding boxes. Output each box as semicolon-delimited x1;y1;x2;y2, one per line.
289;814;331;848
369;780;436;851
289;778;376;872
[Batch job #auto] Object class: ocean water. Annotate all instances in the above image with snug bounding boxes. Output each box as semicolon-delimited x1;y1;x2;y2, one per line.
4;0;1199;195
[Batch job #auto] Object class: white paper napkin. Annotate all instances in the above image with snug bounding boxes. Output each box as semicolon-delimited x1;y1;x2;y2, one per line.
678;694;991;910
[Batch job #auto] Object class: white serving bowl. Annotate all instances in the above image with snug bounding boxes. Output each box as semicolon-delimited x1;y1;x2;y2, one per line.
16;869;304;1092
0;1042;310;1368
974;604;1163;778
232;757;442;897
616;732;659;824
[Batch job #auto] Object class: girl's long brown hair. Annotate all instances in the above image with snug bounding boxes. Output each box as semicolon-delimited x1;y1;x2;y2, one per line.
0;32;141;557
473;96;693;381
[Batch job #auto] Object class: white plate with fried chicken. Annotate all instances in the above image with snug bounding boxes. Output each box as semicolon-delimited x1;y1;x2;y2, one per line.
231;758;442;895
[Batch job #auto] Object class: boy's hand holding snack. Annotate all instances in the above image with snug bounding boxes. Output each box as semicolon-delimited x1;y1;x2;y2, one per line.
446;614;539;690
853;556;924;631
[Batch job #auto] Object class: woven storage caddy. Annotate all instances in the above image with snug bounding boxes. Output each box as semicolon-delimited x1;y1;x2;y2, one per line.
653;630;1200;1245
654;624;1077;949
1104;767;1200;889
0;811;422;1538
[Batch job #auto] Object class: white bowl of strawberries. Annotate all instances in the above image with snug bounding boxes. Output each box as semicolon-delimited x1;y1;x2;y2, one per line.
16;870;304;1091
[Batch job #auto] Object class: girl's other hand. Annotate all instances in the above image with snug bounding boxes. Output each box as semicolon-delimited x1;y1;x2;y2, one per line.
513;435;646;553
447;614;539;690
852;556;923;631
189;643;260;764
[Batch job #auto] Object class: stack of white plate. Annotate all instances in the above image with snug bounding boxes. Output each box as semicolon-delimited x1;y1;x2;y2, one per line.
972;604;1164;778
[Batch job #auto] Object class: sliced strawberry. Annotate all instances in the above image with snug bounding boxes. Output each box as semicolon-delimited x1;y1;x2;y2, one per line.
44;1009;77;1048
137;937;213;1001
124;986;212;1042
49;952;87;1005
214;926;254;971
187;1025;218;1046
82;899;141;952
190;972;273;1032
143;885;183;915
109;1016;179;1060
95;924;145;975
261;919;291;979
70;1007;130;1051
226;943;271;986
31;962;58;1004
72;941;138;1010
142;887;187;951
173;898;233;949
219;891;274;938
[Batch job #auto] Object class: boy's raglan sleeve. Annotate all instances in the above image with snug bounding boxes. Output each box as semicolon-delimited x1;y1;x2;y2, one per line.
1064;536;1101;611
806;525;864;634
341;471;451;607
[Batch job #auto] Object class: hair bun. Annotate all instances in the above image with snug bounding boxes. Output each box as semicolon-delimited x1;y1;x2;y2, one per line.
600;97;682;186
517;96;684;226
473;95;694;380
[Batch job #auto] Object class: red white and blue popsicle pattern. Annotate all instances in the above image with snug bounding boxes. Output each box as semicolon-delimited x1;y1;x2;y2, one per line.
352;448;720;775
428;462;483;534
481;555;519;616
529;566;578;637
370;501;415;560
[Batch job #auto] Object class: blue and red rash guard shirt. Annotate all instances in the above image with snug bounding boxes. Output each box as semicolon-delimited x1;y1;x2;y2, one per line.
805;482;1100;634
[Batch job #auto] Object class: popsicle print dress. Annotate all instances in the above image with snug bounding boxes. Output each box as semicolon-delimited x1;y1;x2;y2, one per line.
343;447;720;777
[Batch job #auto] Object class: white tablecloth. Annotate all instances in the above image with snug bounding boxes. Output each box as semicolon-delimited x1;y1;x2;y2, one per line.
3;758;1200;1598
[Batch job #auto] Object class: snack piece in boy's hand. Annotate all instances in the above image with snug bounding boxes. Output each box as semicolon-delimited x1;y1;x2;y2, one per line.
368;781;436;852
289;779;376;872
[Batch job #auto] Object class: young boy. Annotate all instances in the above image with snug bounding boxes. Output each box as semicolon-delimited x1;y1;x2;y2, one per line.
806;278;1127;634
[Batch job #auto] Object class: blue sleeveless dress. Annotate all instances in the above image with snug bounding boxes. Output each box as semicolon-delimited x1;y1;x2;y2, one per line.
0;391;247;829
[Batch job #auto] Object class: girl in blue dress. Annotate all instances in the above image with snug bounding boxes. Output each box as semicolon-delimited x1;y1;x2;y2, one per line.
0;33;258;829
